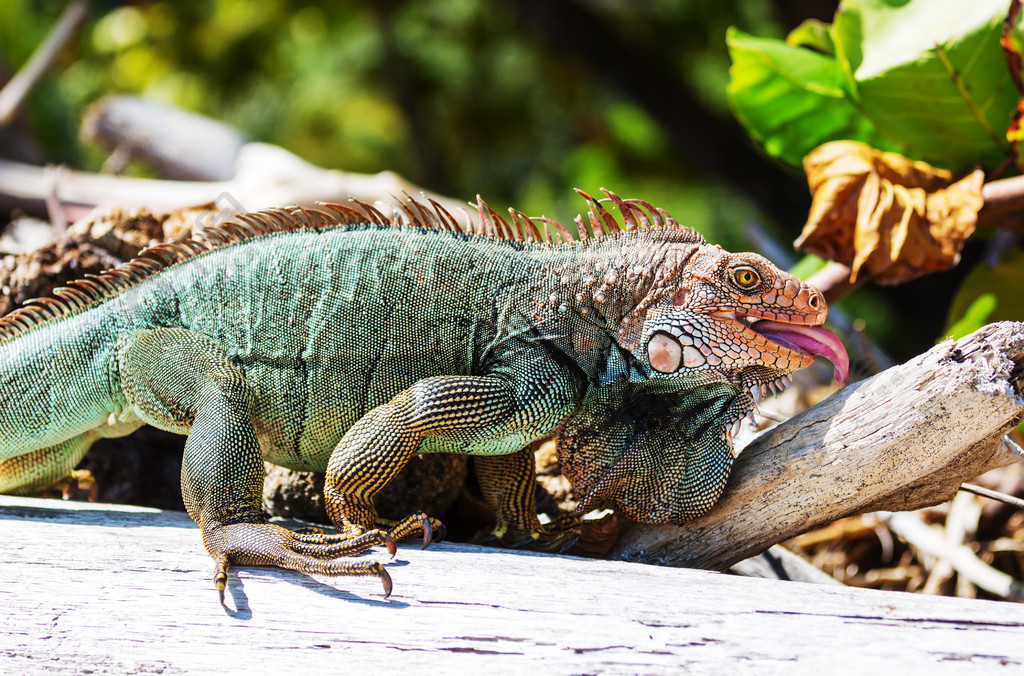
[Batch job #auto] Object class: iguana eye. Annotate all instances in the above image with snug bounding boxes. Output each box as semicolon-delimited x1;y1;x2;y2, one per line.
732;266;760;290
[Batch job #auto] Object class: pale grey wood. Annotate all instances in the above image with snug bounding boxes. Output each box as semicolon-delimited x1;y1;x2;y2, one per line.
729;545;841;585
0;143;470;219
613;321;1024;570
81;96;248;181
2;495;1024;674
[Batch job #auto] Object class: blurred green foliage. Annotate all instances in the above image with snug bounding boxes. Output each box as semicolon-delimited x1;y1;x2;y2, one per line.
1;0;791;249
727;0;1021;171
946;249;1024;339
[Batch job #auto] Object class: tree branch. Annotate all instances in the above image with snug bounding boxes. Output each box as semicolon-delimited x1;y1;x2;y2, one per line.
80;96;247;181
0;143;470;223
610;321;1024;570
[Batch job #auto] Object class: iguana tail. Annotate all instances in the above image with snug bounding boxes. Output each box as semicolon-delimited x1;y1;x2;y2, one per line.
0;305;126;459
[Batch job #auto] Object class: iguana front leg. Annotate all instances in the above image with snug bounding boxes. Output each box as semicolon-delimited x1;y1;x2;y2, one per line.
117;328;394;598
324;362;585;548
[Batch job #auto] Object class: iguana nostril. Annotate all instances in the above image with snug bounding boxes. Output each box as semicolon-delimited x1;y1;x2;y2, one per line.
648;332;682;373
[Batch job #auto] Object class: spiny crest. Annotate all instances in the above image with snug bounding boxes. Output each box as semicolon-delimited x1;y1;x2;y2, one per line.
570;189;703;244
0;189;700;342
462;188;703;245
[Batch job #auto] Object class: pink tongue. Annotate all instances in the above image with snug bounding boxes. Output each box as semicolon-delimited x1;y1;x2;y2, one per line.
751;321;850;383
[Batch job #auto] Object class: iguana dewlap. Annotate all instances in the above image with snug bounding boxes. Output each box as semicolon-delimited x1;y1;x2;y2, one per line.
0;190;847;597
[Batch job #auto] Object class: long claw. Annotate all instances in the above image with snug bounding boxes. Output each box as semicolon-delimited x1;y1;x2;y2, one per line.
421;516;433;550
557;533;581;554
434;522;447;544
380;567;393;599
215;557;229;605
511;535;536;549
384;534;397;558
477;531;500;545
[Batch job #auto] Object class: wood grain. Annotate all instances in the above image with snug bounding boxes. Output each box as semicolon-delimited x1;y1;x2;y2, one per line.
2;494;1024;673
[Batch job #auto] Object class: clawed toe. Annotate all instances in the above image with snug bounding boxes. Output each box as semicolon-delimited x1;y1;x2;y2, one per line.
385;512;446;549
474;517;582;554
557;533;580;554
205;522;395;598
510;535;536;549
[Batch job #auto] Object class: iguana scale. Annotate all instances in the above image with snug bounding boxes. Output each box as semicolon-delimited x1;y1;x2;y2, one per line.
0;190;848;598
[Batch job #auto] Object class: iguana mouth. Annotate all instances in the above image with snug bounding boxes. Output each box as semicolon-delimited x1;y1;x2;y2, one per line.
722;312;849;383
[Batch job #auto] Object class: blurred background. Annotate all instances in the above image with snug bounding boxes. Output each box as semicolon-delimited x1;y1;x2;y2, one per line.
1;0;942;363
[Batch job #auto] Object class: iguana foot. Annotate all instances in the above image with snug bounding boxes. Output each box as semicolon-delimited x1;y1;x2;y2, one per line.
292;525;326;535
476;514;581;554
204;522;396;600
382;512;446;549
292;524;399;556
43;468;98;501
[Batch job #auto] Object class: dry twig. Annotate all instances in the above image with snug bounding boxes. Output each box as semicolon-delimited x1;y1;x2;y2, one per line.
881;510;1023;600
0;0;88;126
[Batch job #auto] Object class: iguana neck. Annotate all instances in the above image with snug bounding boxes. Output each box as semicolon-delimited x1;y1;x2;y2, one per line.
511;231;699;382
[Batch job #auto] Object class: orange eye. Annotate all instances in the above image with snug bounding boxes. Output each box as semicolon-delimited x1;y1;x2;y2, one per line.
732;267;760;290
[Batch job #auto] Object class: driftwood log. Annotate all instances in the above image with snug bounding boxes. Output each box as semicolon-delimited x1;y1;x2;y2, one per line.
3;494;1024;672
613;321;1024;569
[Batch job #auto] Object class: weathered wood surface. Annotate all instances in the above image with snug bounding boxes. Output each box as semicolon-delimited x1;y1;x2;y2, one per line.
2;495;1024;674
614;321;1024;569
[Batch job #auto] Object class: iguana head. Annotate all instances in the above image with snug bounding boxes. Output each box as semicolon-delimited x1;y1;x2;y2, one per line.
554;190;847;394
634;246;849;392
558;244;849;523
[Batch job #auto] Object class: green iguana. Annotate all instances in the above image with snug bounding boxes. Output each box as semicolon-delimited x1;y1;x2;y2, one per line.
0;190;848;598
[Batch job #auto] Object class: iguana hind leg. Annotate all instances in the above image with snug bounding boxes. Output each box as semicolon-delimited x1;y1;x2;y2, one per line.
117;328;393;598
0;433;96;495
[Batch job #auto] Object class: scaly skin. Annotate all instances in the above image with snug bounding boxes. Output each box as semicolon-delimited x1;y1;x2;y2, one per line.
0;190;847;598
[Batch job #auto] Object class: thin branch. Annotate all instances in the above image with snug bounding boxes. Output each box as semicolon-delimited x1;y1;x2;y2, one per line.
921;491;979;597
43;164;67;233
0;0;88;126
979;174;1024;222
806;260;860;305
960;482;1024;510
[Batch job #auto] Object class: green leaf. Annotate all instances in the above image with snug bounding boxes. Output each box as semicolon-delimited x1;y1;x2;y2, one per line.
606;102;665;157
726;27;889;167
728;0;1024;171
945;293;997;340
837;0;1019;171
788;253;828;280
945;248;1024;338
786;19;835;56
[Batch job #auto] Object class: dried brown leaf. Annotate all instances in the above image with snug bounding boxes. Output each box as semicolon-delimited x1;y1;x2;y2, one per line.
795;141;985;285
